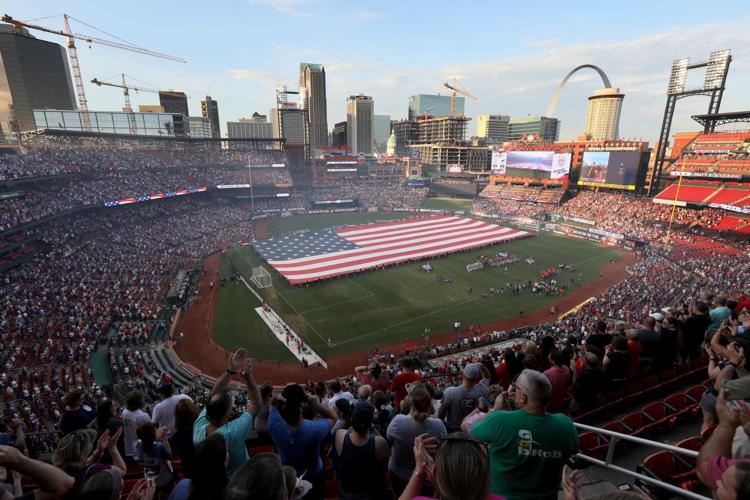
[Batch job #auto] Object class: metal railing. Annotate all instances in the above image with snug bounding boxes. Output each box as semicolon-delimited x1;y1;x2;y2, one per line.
574;422;710;500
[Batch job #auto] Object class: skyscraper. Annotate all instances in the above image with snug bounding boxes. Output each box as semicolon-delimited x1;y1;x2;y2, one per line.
346;94;373;155
159;91;189;118
299;63;328;152
408;94;464;119
227;113;273;140
0;25;76;135
476;114;510;143
373;114;391;153
201;95;220;138
508;116;560;142
584;87;624;140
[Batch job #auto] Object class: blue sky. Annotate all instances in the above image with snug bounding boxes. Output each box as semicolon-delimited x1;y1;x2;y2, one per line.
11;0;750;141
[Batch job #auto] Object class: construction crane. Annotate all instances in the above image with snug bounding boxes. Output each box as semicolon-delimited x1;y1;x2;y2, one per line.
2;14;186;131
91;74;160;112
91;74;161;132
443;78;478;116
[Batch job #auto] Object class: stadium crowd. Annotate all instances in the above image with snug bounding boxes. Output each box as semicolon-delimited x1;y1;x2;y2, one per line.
3;145;750;499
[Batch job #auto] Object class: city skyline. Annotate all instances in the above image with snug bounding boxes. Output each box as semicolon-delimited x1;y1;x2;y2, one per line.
8;0;750;142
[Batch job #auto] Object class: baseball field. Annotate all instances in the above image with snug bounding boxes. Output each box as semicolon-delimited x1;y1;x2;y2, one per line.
209;213;626;362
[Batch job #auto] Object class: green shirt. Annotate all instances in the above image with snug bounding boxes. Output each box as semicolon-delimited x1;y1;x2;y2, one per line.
471;409;578;500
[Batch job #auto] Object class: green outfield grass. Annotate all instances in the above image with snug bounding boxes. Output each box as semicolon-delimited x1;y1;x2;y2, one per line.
420;197;474;211
212;216;625;361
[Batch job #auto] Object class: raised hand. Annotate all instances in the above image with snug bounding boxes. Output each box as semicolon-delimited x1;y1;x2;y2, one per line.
228;348;247;372
240;358;254;379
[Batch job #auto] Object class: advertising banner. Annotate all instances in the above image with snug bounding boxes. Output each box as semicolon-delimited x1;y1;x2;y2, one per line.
491;151;507;175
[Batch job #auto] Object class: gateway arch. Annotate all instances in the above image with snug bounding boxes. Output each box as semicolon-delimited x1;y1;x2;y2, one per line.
546;64;612;117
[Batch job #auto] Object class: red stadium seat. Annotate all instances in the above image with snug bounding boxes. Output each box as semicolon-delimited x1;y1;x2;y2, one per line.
325;478;340;500
622;412;649;436
685;385;706;404
664;393;691;418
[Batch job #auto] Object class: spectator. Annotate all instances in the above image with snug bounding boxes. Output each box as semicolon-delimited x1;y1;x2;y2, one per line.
626;329;642;378
439;363;487;432
224;453;289;500
683;301;710;359
327;380;355;410
543;350;573;413
387;382;447;497
655;317;679;371
59;388;94;435
496;348;522;389
79;469;124;500
253;382;275;445
122;390;151;459
697;390;750;498
331;399;353;436
169;399;198;479
193;348;261;477
571;353;605;412
373;390;394;437
334;404;390;499
152;383;193;436
391;358;422;411
709;296;732;337
52;427;125;498
269;384;337;499
168;433;227;500
637;316;660;362
468;370;578;499
134;422;175;494
399;432;501;500
356;385;373;407
0;445;75;499
603;336;631;386
94;398;125;462
586;321;612;353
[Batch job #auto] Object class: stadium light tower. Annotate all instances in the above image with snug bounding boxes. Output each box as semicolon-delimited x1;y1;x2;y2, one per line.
648;50;731;195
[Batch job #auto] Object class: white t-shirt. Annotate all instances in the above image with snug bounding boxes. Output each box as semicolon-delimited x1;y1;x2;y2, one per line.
151;394;192;434
121;408;151;456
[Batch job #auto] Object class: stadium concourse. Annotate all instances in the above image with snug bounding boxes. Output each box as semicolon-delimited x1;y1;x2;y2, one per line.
2;141;750;499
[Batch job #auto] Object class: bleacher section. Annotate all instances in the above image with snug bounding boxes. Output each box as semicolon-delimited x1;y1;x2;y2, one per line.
671;131;750;178
480;184;564;204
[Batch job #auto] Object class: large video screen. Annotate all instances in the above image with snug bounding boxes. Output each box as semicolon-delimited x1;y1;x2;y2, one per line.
578;151;641;190
496;151;571;179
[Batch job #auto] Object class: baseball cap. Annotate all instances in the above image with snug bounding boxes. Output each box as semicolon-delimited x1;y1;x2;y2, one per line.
351;404;375;429
157;383;173;396
463;363;481;381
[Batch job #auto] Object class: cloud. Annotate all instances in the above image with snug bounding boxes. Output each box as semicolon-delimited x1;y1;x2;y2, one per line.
228;69;286;86
313;17;750;141
247;0;313;16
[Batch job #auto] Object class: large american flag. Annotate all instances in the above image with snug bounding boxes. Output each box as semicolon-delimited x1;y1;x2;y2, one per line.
253;216;532;285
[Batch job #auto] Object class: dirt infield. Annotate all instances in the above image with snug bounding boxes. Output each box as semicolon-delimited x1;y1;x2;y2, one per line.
174;238;636;385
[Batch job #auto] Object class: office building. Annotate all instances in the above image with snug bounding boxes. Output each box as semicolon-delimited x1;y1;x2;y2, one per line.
476;114;510;143
0;25;77;135
33;109;186;136
201;95;220;139
584;87;624;140
346;94;374;155
332;121;347;147
373;114;391;153
187;117;212;138
227;113;274;140
408;94;464;119
508;116;560;142
159;91;189;117
299;63;328;152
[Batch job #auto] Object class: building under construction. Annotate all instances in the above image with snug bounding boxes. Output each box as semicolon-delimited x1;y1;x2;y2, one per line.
391;115;488;172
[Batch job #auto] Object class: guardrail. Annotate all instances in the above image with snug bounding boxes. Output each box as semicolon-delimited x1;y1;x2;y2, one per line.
574;422;709;499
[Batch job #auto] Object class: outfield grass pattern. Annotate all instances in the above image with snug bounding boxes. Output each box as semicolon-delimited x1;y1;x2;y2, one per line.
212;213;625;361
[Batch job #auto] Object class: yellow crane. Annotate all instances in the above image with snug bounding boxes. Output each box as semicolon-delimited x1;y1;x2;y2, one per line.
2;14;185;130
442;78;477;116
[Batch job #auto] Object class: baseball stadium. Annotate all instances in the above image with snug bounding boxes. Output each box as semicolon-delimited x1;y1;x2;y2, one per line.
2;9;750;499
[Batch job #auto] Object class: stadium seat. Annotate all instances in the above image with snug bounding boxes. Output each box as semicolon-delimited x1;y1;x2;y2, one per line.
622;412;649;437
685;385;706;404
664;393;691;418
324;478;340;500
641;401;675;434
